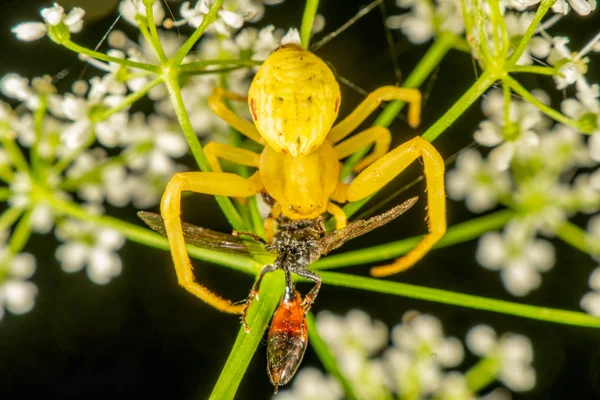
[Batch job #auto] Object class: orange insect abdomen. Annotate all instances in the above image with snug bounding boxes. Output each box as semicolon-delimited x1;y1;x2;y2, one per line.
267;290;308;393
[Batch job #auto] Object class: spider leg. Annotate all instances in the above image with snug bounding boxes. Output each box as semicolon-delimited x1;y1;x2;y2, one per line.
334;125;392;172
209;87;264;144
326;202;347;230
161;171;263;313
327;86;421;143
241;262;280;333
347;136;446;277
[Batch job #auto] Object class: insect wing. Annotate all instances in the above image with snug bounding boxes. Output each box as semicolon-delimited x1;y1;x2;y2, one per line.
317;196;418;255
137;211;268;257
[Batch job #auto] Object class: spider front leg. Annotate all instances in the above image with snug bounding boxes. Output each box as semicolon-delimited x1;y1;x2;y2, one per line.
328;86;421;144
161;171;263;313
346;136;446;277
241;262;279;333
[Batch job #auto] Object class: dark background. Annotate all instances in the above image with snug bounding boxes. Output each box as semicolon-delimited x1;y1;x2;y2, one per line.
0;0;599;399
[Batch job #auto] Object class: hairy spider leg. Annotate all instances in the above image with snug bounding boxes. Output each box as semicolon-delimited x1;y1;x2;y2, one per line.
345;136;446;277
264;203;282;244
327;86;421;144
161;171;263;313
292;269;321;312
241;262;279;332
208;87;265;144
334;125;392;172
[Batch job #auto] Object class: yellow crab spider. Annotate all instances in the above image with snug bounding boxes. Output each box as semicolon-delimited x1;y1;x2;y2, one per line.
160;44;446;314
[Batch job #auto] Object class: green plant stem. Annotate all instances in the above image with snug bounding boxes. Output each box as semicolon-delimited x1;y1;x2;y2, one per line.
171;0;226;66
0;188;12;201
96;77;163;121
465;355;501;393
507;0;557;67
143;0;168;62
163;71;247;232
208;272;284;400
0;207;24;231
319;271;600;328
306;312;359;400
63;40;159;73
421;70;495;142
300;0;320;49
507;65;558;76
1;137;30;174
505;75;593;133
7;208;32;255
39;186;259;275
180;59;263;73
316;209;514;269
31;95;47;171
556;221;600;256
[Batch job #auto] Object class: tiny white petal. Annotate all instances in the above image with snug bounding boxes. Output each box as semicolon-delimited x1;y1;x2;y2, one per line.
281;28;301;45
41;3;65;25
589;267;600;290
12;22;47;41
466;324;497;356
4;280;38;314
10;253;36;279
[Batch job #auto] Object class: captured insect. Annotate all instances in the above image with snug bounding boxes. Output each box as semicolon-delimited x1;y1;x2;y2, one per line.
159;42;447;316
139;196;417;391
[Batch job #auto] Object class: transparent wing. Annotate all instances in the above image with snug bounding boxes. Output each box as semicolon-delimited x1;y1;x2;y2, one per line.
317;197;418;255
138;211;269;257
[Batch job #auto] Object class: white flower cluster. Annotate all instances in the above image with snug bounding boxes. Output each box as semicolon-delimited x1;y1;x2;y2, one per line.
277;310;535;400
445;29;600;297
1;0;291;317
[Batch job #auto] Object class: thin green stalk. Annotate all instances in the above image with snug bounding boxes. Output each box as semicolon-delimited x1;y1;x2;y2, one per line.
505;75;593;133
507;65;558;76
208;273;284;400
96;76;162;121
40;186;259;275
0;188;12;201
143;0;168;62
163;71;247;232
507;0;557;67
306;312;359;400
0;207;24;231
421;70;495;142
464;355;501;393
180;59;263;72
320;271;600;328
8;208;33;255
315;209;514;270
556;221;600;256
31;95;48;171
179;66;249;77
1;137;30;173
300;0;320;49
171;0;226;66
63;40;159;73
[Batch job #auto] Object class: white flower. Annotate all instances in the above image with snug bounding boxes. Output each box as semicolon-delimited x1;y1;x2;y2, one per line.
476;222;555;296
12;22;47;41
581;266;600;316
547;36;598;91
0;250;38;319
12;3;85;41
281;28;301;45
513;0;597;14
474;89;547;171
446;150;511;213
175;0;251;36
119;0;165;26
387;0;463;44
275;367;343;400
55;219;125;285
466;325;536;392
385;312;464;396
